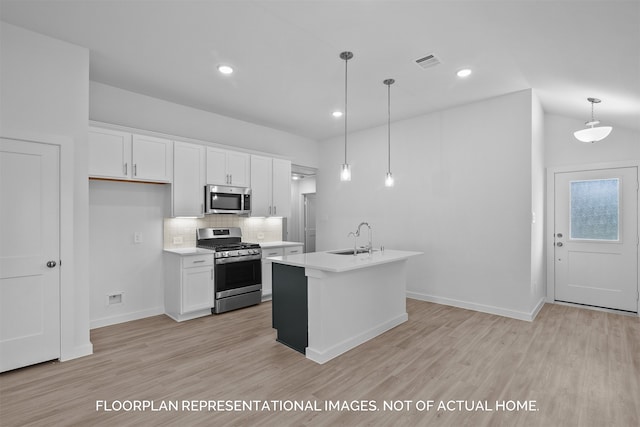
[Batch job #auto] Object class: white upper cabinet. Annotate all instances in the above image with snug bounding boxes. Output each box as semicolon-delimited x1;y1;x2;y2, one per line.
131;134;173;182
206;147;250;187
250;155;291;218
272;158;291;218
250;155;272;217
172;141;205;217
88;127;173;183
88;127;131;179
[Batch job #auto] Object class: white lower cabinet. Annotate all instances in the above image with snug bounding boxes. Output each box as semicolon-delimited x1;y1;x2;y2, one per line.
261;244;303;300
261;247;283;300
164;252;214;321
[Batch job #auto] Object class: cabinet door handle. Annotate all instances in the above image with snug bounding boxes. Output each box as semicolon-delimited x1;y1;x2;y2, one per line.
274;206;277;215
133;164;137;176
124;162;128;176
268;206;272;215
193;260;205;263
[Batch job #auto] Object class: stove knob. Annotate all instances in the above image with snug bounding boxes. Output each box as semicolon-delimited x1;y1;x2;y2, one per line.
222;251;230;257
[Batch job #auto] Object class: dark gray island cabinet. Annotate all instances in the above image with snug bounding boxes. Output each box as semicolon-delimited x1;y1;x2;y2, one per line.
269;249;422;364
271;263;308;354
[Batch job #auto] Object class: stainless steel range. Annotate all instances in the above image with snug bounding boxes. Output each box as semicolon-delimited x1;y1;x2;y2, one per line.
196;227;262;314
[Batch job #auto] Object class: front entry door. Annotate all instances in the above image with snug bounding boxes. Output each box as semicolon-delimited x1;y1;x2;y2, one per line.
554;167;638;313
0;139;61;372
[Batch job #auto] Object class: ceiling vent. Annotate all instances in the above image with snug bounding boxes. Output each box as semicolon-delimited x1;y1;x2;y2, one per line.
415;54;441;69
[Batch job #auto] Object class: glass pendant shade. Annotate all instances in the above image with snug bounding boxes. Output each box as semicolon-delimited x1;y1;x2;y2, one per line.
574;126;612;143
385;172;394;187
340;163;352;181
574;98;612;143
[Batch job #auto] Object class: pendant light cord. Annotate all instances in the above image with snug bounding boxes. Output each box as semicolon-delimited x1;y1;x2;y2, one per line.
344;56;348;164
387;82;391;174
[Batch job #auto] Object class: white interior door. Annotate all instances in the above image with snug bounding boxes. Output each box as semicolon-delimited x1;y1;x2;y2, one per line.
304;193;316;253
554;167;638;313
0;139;60;372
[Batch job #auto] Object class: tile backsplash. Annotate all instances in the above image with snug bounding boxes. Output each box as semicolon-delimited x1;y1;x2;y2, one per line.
164;216;283;249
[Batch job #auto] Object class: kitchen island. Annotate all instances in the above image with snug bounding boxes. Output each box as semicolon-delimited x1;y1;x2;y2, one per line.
269;249;422;364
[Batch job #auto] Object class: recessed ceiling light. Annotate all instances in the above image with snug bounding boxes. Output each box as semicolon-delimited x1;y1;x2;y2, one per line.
456;68;472;78
332;111;343;118
218;65;234;75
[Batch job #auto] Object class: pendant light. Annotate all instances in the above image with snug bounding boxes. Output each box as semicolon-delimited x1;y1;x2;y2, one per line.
383;78;395;187
339;51;353;181
574;97;613;143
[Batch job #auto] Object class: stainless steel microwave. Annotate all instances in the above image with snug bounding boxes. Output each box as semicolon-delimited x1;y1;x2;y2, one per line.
205;185;251;215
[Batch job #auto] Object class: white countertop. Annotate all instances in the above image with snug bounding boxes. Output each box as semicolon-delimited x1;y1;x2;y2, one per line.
269;249;423;273
255;241;304;249
163;247;214;256
164;241;302;255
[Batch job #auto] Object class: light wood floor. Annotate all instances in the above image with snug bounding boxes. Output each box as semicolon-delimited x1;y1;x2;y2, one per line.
1;300;639;426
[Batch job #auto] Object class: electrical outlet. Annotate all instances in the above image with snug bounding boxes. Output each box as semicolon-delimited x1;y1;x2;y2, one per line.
173;236;183;244
107;293;123;305
134;232;142;243
257;232;265;240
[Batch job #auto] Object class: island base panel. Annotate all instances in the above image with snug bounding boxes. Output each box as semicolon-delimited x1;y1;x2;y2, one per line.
272;263;308;354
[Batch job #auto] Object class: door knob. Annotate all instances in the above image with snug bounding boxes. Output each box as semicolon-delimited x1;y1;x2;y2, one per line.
556;242;563;247
46;260;57;268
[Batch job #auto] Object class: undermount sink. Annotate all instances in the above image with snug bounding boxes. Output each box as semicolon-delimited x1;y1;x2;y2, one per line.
329;248;378;255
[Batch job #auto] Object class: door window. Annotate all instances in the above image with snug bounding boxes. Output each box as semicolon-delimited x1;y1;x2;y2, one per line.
570;178;619;241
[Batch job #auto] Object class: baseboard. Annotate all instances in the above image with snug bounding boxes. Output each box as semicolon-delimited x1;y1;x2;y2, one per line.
90;306;165;329
407;291;545;322
306;313;408;364
529;297;546;320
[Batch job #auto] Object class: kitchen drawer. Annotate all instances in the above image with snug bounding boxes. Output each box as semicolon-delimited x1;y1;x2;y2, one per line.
262;248;284;259
182;254;214;268
284;246;303;256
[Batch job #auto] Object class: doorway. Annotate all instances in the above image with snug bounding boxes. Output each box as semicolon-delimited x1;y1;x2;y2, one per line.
1;139;61;372
550;165;638;313
304;193;317;253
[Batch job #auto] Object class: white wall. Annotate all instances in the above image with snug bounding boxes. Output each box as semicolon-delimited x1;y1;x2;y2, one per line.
89;181;168;328
317;89;544;320
0;23;92;360
90;81;319;168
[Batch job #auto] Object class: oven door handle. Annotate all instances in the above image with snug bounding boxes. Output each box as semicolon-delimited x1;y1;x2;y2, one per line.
215;254;262;264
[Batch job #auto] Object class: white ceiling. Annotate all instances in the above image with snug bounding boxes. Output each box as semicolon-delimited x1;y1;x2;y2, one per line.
1;0;639;141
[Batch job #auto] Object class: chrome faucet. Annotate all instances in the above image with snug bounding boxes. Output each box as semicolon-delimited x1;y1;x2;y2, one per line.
347;222;373;255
